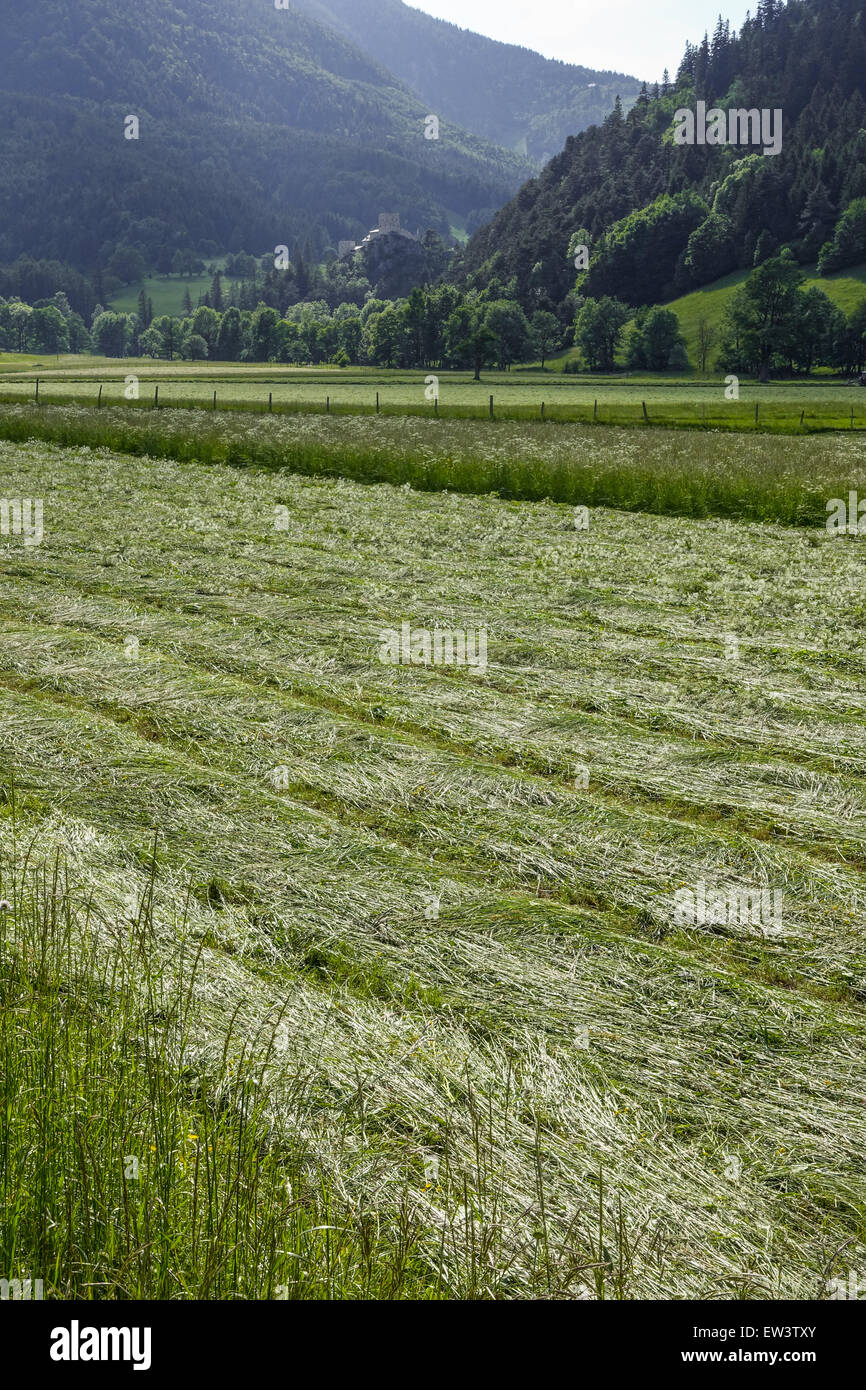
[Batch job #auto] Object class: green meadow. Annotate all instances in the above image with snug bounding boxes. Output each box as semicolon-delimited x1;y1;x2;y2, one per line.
109;270;243;318
1;402;864;524
663;263;866;369
0;363;865;435
540;261;866;373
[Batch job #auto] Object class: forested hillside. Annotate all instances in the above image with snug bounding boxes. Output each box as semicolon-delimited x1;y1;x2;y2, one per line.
293;0;641;162
455;0;866;314
0;0;529;271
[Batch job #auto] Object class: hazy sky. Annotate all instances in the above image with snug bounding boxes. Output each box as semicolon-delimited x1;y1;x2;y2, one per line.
409;1;753;83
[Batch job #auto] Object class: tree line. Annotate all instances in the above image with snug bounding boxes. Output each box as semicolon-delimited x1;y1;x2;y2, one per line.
0;277;563;373
4;251;864;379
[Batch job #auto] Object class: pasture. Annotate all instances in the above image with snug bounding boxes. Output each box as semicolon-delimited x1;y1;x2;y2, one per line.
1;412;864;1298
0;362;865;434
109;269;244;319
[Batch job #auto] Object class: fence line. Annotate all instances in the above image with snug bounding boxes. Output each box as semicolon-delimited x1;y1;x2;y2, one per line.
0;387;861;435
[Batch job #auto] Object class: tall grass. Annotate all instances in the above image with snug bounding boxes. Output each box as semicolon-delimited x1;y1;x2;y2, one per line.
0;832;618;1300
0;403;863;525
0;845;443;1298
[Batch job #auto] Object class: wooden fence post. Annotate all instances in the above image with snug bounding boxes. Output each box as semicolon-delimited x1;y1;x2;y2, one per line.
489;394;493;417
97;385;103;408
642;400;648;422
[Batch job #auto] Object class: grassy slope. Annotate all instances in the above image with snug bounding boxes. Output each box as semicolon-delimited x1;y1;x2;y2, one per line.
108;272;243;319
542;263;866;374
1;430;864;1298
666;263;866;369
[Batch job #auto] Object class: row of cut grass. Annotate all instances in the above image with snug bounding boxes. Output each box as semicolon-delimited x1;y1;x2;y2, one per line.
1;436;864;1297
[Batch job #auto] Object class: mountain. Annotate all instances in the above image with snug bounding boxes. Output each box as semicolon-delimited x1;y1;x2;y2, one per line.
292;0;642;161
0;0;532;272
454;0;866;316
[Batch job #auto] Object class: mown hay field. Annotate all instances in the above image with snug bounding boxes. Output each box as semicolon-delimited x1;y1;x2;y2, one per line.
1;420;864;1299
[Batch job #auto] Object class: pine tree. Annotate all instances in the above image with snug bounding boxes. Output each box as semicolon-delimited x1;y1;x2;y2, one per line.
694;33;711;97
295;254;310;299
210;272;224;312
797;181;836;260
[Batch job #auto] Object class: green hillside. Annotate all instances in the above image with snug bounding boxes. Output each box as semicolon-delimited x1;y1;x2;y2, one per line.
666;263;866;370
455;0;866;317
539;261;866;374
294;0;641;163
0;0;530;272
109;272;242;319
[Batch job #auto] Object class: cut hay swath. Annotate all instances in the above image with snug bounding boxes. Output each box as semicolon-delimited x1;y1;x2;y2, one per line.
0;429;863;1299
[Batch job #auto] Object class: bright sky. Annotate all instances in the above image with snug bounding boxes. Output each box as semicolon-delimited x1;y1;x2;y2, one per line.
409;0;754;83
